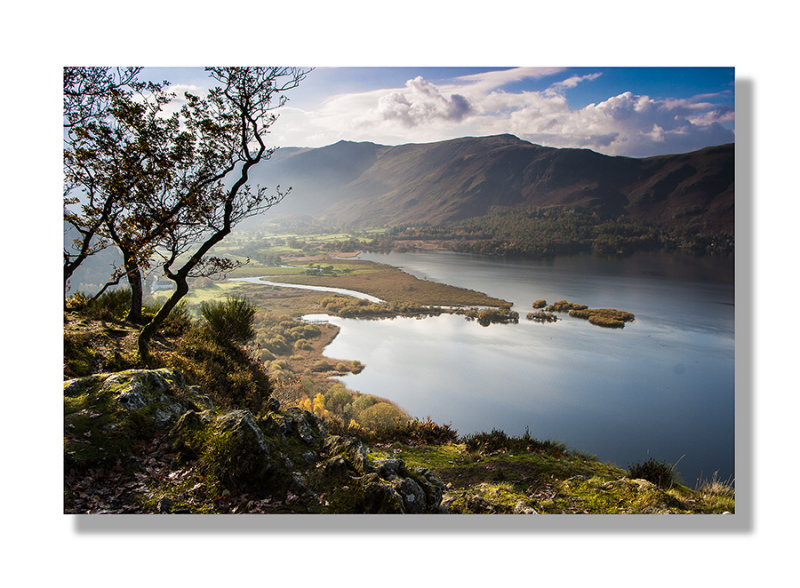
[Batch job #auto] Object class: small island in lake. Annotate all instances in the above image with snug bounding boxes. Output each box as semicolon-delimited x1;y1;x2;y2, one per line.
526;299;635;329
527;310;559;323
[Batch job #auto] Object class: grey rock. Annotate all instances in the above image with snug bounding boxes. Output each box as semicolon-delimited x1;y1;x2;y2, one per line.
323;435;374;475
157;497;174;513
408;467;446;511
360;473;406;513
396;477;426;514
512;501;537;514
375;458;405;480
284;407;327;444
65;368;193;428
322;455;352;479
214;410;273;455
259;413;286;439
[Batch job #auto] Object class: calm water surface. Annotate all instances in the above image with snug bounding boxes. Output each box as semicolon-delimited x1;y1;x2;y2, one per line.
315;250;734;485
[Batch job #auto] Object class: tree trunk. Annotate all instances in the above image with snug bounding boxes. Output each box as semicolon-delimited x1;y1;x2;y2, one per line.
137;276;188;364
121;248;144;323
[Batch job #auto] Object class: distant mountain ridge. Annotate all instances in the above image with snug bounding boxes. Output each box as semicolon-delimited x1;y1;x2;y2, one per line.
250;134;734;233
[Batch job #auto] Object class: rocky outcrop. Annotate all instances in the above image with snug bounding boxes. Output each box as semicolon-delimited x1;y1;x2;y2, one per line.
64;369;447;513
64;368;212;470
318;436;446;513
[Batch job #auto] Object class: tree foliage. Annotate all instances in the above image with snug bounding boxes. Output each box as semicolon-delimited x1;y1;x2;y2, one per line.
64;68;187;319
63;65;311;360
136;67;310;361
63;67;168;302
366;205;733;258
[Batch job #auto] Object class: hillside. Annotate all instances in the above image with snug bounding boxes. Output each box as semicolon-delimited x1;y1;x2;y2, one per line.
63;293;734;514
251;135;733;234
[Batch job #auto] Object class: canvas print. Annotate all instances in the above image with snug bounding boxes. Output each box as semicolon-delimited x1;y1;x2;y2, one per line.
63;66;734;514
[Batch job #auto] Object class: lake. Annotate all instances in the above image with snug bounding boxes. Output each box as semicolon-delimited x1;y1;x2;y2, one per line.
313;250;735;486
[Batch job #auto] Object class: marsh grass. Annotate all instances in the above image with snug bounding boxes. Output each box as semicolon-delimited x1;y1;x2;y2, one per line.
569;308;635;328
546;300;588;312
695;471;735;512
526;311;558;322
268;259;509;307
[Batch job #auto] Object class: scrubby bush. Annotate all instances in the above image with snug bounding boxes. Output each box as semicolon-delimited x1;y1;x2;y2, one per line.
266;359;292;379
463;429;510;452
294;338;312;351
462;428;566;456
252;312;324;357
85;288;132;320
385;417;458;445
351;394;377;414
288;324;321;340
168;326;273;415
64;291;92;312
628;458;675;488
356;402;406;431
324;385;354;414
532;299;547;309
200;295;256;345
265;335;290;355
311;359;333;372
477;308;519;326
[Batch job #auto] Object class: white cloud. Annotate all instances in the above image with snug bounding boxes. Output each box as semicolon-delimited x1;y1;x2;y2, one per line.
131;83;207;119
689;108;735;127
268;70;734;157
648;124;666;142
546;72;602;95
377;76;474;126
450;67;566;93
167;83;206;99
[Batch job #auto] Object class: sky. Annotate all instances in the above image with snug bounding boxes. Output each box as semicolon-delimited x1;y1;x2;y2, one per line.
142;66;734;158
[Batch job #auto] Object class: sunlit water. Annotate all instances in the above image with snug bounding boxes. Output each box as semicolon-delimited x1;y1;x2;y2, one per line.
229;276;383;302
309;250;734;486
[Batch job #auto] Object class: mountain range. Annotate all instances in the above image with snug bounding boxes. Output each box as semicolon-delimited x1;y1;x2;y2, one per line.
250;134;734;234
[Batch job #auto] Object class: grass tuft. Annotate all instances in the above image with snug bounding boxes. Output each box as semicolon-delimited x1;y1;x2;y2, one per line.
628;457;676;488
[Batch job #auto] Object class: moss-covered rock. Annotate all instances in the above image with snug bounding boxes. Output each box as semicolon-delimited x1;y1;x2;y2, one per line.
60;369;523;514
64;368;208;470
317;437;446;513
283;407;327;444
169;409;212;460
406;467;446;512
323;435;374;475
199;409;286;494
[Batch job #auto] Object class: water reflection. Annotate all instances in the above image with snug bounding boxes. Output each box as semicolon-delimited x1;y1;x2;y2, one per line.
313;250;734;486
